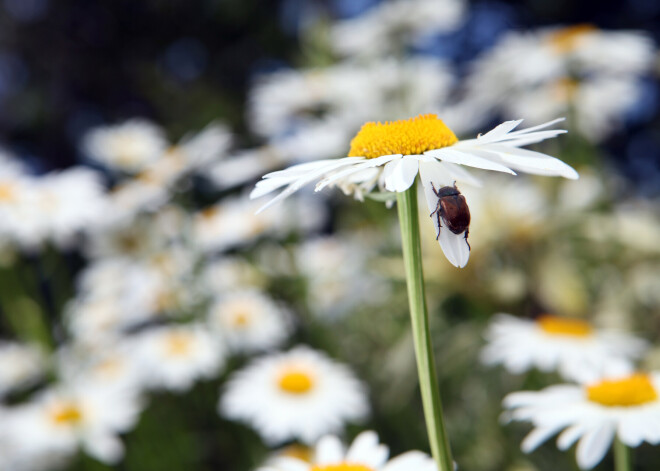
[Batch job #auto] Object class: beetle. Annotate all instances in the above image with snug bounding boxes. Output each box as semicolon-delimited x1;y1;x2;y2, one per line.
429;183;471;247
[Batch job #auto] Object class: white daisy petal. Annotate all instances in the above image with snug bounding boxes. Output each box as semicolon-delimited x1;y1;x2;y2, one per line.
557;424;585;450
384;158;419;192
302;432;433;471
505;118;566;137
576;424;615;470
521;425;564;453
419;161;455;214
427;148;516;174
316;435;345;464
316;155;399;191
476;119;524;143
346;431;389;468
618;415;646;447
382;451;433;471
251;158;365;208
442;162;482;187
438;227;470;268
345;431;379;460
478;144;579;179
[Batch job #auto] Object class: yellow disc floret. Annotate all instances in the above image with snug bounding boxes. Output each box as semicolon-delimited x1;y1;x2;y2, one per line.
537;315;593;337
51;402;83;426
311;463;375;471
278;368;315;394
0;182;15;202
348;114;458;159
587;374;658;407
165;332;193;356
548;24;596;54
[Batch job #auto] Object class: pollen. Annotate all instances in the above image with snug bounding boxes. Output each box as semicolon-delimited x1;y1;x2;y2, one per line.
348;114;458;159
548;24;596;54
537;315;593;337
278;367;315;394
51;402;83;425
311;463;375;471
587;374;658;407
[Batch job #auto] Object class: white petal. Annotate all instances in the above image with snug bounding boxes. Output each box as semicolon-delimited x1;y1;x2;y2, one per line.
521;425;563;453
267;457;309;471
506;118;566;137
442;162;482;187
557;425;585;450
382;452;432;471
384;158;419;192
316;435;345;464
419;161;455;213
576;424;615;470
496;130;567;147
315;155;399;191
83;434;124;464
618;415;646;447
254;160;363;213
477;120;524;142
346;431;388;467
439;227;470;268
478;144;579;180
427;148;516;174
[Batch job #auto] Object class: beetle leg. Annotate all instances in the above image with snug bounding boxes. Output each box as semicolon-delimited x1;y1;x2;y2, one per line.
436;213;443;240
430;182;440;197
464;228;471;250
430;200;441;217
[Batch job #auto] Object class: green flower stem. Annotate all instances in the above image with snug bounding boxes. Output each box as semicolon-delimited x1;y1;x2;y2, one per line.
614;438;631;471
396;182;454;471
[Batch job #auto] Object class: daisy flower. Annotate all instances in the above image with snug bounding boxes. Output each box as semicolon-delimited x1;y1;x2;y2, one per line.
260;430;436;471
464;25;655;140
0;379;143;465
251;114;576;268
132;323;225;392
207;289;292;353
481;314;647;383
81;119;168;173
330;0;465;58
36;167;109;248
219;346;369;445
504;372;660;469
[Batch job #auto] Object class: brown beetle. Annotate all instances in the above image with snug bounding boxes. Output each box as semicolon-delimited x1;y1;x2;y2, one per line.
429;183;470;246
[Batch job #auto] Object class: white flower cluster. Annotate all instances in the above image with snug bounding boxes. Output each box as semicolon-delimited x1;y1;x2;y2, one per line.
0;152;107;250
0;114;388;469
465;26;655;141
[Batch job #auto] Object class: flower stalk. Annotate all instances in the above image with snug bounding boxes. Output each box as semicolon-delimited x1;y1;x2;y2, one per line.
614;438;631;471
396;181;453;471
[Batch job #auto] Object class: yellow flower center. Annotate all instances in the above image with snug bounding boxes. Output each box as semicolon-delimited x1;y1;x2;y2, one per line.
348;114;458;159
552;78;580;101
51;402;83;425
280;444;313;462
0;182;15;202
311;463;374;471
537;315;593;337
547;24;596;53
278;368;315;394
165;332;193;356
587;374;658;407
230;310;251;328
